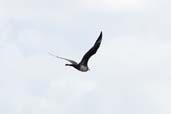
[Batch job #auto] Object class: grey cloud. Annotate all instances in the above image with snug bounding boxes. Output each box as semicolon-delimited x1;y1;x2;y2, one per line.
0;0;171;114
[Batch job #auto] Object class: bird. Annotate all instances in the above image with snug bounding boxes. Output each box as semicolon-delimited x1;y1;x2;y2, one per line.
49;31;102;72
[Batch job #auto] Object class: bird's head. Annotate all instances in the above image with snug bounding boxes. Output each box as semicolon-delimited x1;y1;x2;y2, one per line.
65;64;73;66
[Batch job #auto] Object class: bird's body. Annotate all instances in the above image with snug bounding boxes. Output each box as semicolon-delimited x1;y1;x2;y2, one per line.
65;63;89;72
79;65;89;72
49;32;102;72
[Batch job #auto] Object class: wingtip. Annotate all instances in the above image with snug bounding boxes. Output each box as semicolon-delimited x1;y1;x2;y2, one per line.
99;31;103;38
95;31;102;44
48;52;60;58
48;52;53;56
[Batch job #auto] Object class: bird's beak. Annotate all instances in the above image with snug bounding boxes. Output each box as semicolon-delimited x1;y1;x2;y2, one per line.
65;64;72;66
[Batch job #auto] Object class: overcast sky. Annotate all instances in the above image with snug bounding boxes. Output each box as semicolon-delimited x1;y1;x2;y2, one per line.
0;0;171;114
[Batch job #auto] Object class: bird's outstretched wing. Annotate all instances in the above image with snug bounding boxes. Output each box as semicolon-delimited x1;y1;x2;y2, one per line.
79;31;102;66
48;52;77;64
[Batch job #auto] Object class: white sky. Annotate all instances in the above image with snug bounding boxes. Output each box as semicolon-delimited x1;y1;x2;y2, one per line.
0;0;171;114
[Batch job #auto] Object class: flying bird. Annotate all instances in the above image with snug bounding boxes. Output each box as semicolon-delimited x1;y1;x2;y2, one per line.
49;31;102;72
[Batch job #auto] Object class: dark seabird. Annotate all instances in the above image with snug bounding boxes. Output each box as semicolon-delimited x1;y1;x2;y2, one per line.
49;32;102;72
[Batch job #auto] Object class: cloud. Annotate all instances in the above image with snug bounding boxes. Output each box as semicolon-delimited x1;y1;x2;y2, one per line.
94;37;171;114
0;42;97;114
80;0;146;12
0;0;146;19
0;0;171;113
1;35;171;114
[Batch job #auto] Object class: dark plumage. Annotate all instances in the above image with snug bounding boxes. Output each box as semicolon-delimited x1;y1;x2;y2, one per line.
49;31;102;72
